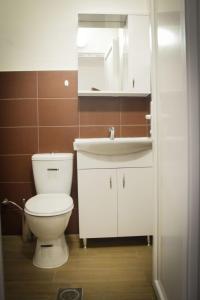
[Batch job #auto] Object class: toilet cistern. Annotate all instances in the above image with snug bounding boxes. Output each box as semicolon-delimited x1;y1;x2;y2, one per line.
109;127;115;140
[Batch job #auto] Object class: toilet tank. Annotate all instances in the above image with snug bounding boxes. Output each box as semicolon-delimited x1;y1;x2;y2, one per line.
32;153;73;194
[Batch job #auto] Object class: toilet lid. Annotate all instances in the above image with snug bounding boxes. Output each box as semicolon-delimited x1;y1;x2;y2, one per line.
24;193;74;216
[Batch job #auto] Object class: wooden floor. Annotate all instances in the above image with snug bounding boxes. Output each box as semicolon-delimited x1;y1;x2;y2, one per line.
2;235;156;300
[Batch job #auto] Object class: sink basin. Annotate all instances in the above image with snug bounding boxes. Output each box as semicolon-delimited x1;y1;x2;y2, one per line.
73;137;152;155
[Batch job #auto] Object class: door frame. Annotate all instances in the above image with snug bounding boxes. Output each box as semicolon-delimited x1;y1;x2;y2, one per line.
0;218;5;300
184;0;200;298
151;0;200;299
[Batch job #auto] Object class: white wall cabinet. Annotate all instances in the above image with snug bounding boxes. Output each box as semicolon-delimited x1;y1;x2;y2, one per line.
78;14;150;95
126;15;151;93
77;154;153;243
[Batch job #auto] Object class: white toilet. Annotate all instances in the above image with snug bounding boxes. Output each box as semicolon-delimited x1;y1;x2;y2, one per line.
24;153;74;269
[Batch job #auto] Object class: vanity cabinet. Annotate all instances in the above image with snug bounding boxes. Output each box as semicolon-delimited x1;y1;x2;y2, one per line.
77;150;153;242
78;169;118;238
117;168;153;236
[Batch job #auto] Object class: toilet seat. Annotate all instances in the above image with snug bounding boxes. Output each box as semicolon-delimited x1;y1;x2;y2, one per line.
25;193;74;217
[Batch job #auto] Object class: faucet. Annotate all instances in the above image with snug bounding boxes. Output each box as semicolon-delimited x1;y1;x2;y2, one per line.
109;127;115;140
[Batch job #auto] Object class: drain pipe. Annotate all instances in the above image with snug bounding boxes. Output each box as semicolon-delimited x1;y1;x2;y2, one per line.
1;199;32;242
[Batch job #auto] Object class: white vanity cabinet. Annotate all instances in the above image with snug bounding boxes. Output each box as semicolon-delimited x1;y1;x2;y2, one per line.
117;168;153;236
78;169;118;238
76;149;153;244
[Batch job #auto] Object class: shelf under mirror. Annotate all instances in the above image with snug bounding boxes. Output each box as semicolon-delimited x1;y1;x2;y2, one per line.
78;90;150;97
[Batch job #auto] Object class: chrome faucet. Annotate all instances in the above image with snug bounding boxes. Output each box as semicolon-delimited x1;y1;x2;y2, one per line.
109;127;115;140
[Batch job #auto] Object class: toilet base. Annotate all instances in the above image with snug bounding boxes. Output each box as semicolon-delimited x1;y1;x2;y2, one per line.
33;234;69;268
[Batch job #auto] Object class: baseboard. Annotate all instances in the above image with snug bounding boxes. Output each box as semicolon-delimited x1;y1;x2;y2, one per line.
153;280;168;300
66;234;80;242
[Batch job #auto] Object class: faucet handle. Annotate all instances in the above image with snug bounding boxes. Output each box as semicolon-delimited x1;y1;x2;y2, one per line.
109;127;115;140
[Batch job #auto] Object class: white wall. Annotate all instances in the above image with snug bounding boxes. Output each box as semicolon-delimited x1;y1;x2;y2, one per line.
151;0;188;299
0;0;149;71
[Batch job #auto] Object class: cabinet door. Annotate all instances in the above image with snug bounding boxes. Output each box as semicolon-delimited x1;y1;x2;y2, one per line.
78;169;117;238
117;168;153;236
127;15;151;93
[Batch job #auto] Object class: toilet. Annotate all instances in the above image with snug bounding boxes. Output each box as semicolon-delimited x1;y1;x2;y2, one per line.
24;153;74;269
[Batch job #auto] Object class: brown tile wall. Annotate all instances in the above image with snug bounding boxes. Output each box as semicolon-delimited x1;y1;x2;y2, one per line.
0;71;150;235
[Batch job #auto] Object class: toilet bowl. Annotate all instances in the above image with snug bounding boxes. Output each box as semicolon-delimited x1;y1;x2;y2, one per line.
25;193;73;268
25;153;74;268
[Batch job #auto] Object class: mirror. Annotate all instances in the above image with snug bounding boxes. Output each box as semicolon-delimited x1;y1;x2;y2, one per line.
77;14;151;95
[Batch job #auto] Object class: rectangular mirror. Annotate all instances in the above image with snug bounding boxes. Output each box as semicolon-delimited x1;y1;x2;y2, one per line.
77;13;151;96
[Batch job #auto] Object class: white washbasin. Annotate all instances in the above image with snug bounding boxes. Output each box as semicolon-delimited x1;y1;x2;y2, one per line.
73;137;152;155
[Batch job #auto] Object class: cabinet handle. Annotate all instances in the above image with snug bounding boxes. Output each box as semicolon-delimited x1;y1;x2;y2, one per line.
132;79;135;88
110;177;112;189
123;175;125;188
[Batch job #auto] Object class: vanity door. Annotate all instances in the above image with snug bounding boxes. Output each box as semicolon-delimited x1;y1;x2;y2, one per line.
117;168;153;237
78;169;118;238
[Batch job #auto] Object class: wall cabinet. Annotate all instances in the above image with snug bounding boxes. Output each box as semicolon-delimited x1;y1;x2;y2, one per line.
78;14;151;95
127;15;151;93
77;152;153;243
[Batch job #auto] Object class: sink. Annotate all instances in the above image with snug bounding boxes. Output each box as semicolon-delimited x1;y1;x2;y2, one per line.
73;137;152;155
